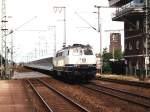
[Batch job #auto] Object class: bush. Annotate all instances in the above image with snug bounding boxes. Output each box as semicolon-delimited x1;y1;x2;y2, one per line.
102;63;112;73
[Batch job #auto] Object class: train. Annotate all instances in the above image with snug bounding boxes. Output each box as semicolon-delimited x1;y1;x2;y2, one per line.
52;44;97;80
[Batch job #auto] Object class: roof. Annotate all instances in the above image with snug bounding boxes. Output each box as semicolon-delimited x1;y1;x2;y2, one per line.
62;44;92;50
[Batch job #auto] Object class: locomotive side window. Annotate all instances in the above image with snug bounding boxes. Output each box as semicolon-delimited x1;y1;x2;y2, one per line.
56;53;59;57
56;52;63;57
59;52;63;56
63;50;69;56
84;48;93;55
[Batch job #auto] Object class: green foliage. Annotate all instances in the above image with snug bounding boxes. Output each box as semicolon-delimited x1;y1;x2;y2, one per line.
102;48;112;73
102;48;112;62
102;48;124;61
102;63;112;73
114;50;123;60
101;48;124;73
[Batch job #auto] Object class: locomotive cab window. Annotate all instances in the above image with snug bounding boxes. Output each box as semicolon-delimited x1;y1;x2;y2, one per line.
84;48;93;55
72;48;82;55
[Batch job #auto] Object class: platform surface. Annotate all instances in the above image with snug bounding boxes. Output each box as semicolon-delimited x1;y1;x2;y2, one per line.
0;71;50;112
0;80;33;112
12;71;49;79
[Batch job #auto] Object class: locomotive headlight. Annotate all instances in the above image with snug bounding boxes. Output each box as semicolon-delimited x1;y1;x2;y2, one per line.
80;58;86;63
58;60;64;66
82;58;86;63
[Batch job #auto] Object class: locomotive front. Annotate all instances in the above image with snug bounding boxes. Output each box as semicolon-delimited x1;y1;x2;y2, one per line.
53;44;97;80
66;45;96;79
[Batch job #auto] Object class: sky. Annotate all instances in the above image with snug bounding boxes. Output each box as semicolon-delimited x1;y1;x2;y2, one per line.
1;0;124;62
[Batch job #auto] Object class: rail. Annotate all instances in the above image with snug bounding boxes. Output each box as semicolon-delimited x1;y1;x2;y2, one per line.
37;78;90;112
83;82;150;108
27;79;53;112
28;78;90;111
97;77;150;88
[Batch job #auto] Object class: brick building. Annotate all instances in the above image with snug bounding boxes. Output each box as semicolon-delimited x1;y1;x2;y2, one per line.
109;33;122;53
108;0;150;76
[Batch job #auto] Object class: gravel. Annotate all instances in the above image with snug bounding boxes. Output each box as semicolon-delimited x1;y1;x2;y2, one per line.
41;77;148;112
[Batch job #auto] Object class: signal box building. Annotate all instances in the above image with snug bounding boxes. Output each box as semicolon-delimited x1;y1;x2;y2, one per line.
108;0;150;75
109;33;122;53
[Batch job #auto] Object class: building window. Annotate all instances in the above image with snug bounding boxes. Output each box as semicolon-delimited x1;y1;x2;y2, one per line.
136;20;140;30
125;43;128;50
144;41;146;48
129;42;133;50
134;0;144;3
129;26;133;31
136;60;139;70
136;40;140;49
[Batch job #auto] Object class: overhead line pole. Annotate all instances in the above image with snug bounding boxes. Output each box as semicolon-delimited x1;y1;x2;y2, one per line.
64;7;66;48
94;5;114;74
1;0;8;79
75;6;110;74
94;5;103;74
53;6;66;48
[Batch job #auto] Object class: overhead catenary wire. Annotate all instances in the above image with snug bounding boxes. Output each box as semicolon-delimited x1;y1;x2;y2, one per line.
14;16;37;31
74;12;97;31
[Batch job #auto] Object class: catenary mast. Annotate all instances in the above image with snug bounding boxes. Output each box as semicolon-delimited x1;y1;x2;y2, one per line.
1;0;8;79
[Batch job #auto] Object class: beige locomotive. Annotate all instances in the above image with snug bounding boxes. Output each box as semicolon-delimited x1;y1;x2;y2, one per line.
53;44;96;80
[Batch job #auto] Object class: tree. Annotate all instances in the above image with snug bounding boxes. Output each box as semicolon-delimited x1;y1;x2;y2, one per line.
114;50;123;60
102;48;112;73
102;48;112;62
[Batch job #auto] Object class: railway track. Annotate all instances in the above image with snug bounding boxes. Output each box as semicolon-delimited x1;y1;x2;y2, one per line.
27;78;90;112
97;77;150;88
83;82;150;108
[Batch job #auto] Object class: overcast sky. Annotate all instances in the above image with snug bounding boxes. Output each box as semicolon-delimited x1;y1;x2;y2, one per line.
1;0;124;62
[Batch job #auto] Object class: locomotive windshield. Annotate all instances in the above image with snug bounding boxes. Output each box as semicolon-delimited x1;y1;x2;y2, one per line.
72;47;93;55
83;48;93;55
72;48;82;55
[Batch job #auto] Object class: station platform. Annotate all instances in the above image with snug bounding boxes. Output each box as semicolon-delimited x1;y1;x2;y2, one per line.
12;71;49;79
97;73;150;83
0;71;50;112
0;80;33;112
